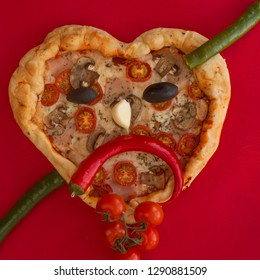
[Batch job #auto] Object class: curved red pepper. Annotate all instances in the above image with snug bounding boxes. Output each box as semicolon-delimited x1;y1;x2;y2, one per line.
69;134;183;203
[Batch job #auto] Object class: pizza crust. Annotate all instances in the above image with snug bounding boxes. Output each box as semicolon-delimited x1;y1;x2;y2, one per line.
9;25;230;207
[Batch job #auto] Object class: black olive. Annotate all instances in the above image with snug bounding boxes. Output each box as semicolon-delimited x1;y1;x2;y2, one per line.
66;87;98;104
143;82;178;103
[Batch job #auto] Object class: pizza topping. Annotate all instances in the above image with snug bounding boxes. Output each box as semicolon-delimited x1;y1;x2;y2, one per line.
113;161;137;186
143;82;178;103
172;101;197;130
41;84;60;106
87;127;106;153
153;48;177;77
156;131;176;149
139;167;165;192
67;86;99;104
153;47;185;78
152;100;172;111
126;61;152;82
70;56;99;89
74;107;97;134
102;127;122;145
111;99;131;131
89;184;113;197
55;69;73;95
93;167;108;186
43;103;69;135
104;78;132;105
87;82;104;105
131;125;152;136
177;133;199;158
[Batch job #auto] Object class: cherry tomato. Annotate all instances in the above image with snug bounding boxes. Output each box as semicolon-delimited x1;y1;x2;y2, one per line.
103;220;126;247
96;193;126;220
138;226;160;251
114;161;137;186
156;131;176;149
88;82;104;105
177;133;199;158
74;107;96;134
41;84;59;106
126;61;152;82
188;83;204;100
55;69;73;95
152;100;172;111
117;247;141;260
134;201;164;227
131;125;152;136
93;167;107;186
89;184;112;197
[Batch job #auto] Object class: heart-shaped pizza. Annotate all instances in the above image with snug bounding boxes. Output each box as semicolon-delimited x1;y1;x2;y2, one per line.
9;25;230;222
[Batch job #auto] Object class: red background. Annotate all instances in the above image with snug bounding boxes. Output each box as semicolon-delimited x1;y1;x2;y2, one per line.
0;0;259;260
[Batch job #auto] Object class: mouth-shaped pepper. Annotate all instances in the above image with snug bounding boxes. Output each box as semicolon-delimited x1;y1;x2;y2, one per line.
68;134;183;204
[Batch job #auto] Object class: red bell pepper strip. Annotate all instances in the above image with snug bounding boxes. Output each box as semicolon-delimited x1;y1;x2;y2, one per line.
69;134;183;203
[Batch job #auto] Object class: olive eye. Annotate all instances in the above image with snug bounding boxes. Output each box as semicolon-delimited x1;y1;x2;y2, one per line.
67;87;98;104
143;82;178;103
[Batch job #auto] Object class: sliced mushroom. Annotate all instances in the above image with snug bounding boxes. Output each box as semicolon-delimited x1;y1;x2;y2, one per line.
154;56;173;77
102;127;122;144
51;124;65;136
153;47;191;80
139;166;165;191
43;103;69;135
70;56;100;89
172;101;197;131
87;127;106;153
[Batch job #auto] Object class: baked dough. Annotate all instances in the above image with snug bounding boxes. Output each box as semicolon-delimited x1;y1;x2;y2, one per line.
9;25;231;218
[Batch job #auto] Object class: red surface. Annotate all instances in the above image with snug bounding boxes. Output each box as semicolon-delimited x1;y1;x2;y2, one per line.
0;0;259;260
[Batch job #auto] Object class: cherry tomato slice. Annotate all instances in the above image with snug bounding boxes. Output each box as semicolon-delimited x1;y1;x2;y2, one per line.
152;100;172;111
55;69;73;95
117;247;141;260
177;133;199;158
87;82;104;105
89;184;112;197
41;84;60;106
134;201;164;227
131;125;152;136
114;161;137;186
138;226;160;251
103;220;126;247
156;131;176;149
74;107;96;134
93;167;107;186
96;193;126;220
126;61;152;82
